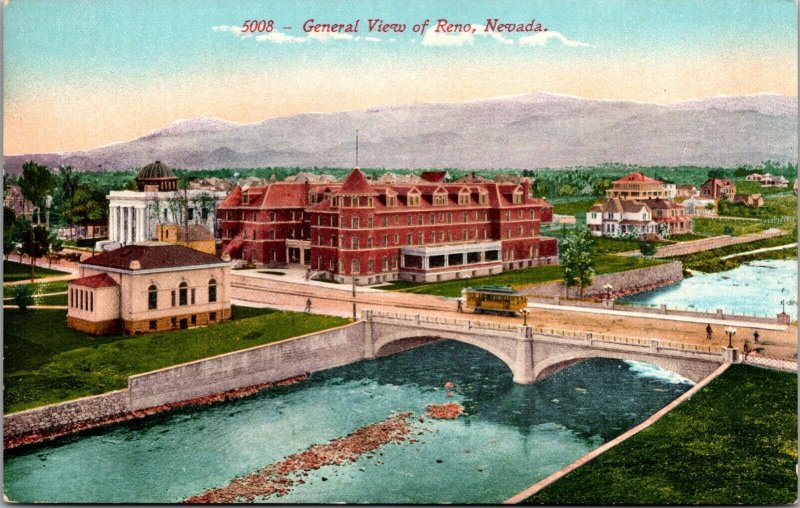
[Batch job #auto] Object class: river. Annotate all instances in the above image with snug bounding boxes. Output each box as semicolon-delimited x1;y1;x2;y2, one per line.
4;341;693;504
619;259;797;320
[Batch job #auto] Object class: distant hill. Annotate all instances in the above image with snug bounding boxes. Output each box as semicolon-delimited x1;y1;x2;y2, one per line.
4;93;796;174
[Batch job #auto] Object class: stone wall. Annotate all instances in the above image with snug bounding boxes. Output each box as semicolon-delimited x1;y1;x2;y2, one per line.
522;261;684;298
652;230;783;258
4;390;130;441
127;322;365;410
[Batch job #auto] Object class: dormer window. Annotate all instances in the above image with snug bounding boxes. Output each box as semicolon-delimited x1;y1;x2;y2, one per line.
458;187;471;205
387;196;397;207
478;190;488;204
512;190;523;204
242;192;249;205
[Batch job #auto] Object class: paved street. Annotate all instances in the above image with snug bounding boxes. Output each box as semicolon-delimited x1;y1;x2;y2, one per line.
231;271;798;360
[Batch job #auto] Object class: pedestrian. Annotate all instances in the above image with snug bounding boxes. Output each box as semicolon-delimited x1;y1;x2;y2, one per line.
742;340;752;361
456;298;463;313
305;298;312;313
753;330;760;344
705;324;713;341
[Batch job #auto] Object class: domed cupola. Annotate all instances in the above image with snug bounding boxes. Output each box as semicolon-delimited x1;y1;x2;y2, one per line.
136;161;178;191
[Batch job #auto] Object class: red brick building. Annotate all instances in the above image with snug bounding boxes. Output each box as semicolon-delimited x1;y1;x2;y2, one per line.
219;169;558;285
700;177;736;201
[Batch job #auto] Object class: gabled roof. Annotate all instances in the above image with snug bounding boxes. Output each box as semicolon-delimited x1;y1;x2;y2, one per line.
641;198;682;210
614;172;661;184
338;168;375;194
82;245;225;271
69;273;118;288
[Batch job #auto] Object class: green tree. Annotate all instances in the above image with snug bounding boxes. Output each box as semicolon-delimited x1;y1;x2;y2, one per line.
64;183;108;226
3;206;16;260
22;225;50;281
561;228;595;298
639;242;657;257
18;161;55;225
707;169;727;179
48;232;64;267
12;284;34;312
10;218;31;263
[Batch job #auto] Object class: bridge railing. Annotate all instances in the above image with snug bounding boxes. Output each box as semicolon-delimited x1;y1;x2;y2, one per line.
368;311;718;354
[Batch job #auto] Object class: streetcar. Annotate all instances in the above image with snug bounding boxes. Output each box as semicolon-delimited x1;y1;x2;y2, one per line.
462;285;528;316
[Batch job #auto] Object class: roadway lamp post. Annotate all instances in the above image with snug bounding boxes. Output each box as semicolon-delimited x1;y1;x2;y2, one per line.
725;326;737;349
522;308;530;326
604;284;613;300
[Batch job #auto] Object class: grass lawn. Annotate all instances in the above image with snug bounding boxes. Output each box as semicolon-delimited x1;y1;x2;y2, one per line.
733;180;791;196
672;230;798;273
3;260;69;283
4;306;350;412
551;197;602;217
718;195;797;220
524;365;798;505
692;217;767;237
3;280;70;299
382;239;663;297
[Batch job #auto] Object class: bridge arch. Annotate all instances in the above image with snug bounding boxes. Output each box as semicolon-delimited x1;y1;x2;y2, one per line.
531;350;717;383
371;330;519;379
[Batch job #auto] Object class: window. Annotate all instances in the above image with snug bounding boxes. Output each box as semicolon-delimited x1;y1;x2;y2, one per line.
382;234;388;247
179;282;188;306
407;233;413;245
210;312;217;322
382;256;388;271
367;237;373;249
191;288;196;305
430;213;435;224
393;234;399;244
351;259;360;274
149;320;157;330
209;279;217;303
188;208;195;220
351;237;359;250
242;192;249;205
368;259;374;273
201;208;209;220
368;217;374;228
171;290;176;307
148;285;158;310
191;315;197;325
351;217;359;229
171;317;177;328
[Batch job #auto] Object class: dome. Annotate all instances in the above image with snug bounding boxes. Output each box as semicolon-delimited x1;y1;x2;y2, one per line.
137;161;175;180
135;161;178;191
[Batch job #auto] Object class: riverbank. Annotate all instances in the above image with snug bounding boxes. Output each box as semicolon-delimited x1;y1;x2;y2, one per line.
521;365;798;505
4;306;349;412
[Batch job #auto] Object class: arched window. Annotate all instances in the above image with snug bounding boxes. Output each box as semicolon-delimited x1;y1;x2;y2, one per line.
351;259;360;274
179;282;188;306
148;285;158;310
208;279;217;303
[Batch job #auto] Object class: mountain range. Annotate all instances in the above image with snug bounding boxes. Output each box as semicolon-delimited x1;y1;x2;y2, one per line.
4;93;797;173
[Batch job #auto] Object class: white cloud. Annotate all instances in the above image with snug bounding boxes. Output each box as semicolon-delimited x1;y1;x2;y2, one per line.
306;31;354;41
354;36;381;43
211;24;253;39
421;24;513;47
518;31;591;47
255;32;306;44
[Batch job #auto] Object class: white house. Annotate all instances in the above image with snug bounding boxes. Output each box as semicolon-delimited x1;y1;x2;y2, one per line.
587;198;657;237
681;196;716;217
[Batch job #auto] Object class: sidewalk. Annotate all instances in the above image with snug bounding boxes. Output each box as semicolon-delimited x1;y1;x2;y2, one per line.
528;302;788;331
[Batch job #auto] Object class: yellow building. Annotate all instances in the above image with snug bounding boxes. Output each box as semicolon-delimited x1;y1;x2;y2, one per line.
67;244;232;335
156;224;216;255
606;172;669;200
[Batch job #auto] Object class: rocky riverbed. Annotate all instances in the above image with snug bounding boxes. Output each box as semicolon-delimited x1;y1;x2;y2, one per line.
184;412;418;503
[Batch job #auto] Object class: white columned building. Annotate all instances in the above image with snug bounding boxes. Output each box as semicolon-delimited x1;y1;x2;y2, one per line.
100;161;228;249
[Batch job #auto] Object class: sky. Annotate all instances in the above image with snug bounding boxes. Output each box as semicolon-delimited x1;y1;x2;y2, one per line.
3;0;797;155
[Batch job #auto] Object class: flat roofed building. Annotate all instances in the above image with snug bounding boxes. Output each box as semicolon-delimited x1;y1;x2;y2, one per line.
67;244;231;335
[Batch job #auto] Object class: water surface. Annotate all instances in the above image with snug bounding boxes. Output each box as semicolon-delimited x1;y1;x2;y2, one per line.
4;341;693;503
620;259;797;319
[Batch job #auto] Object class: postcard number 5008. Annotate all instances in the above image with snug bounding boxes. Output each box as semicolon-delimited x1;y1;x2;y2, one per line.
242;20;274;33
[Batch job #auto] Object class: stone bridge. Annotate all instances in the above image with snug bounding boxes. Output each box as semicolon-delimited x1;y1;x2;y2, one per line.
363;311;731;383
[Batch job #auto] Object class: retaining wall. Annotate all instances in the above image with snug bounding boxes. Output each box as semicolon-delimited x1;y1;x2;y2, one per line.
4;390;130;441
522;261;683;298
4;322;366;441
127;322;365;410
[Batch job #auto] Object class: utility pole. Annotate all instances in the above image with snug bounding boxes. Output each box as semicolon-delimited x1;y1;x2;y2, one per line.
352;272;357;321
355;130;359;167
